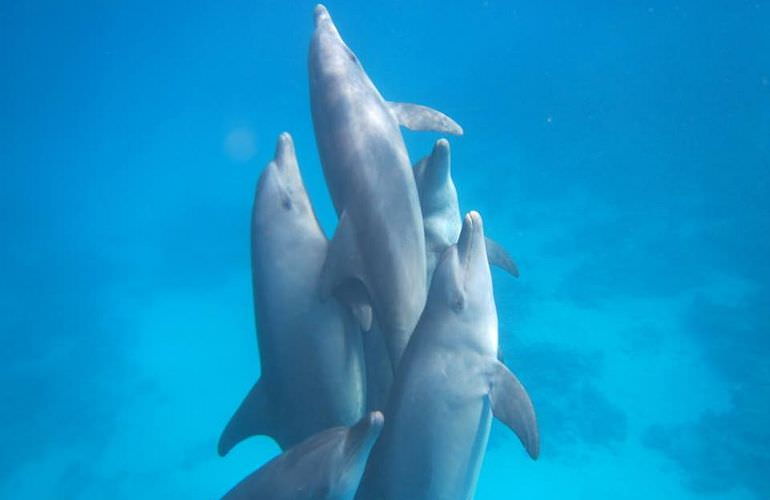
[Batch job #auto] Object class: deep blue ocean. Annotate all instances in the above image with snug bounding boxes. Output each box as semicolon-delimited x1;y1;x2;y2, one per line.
2;1;769;498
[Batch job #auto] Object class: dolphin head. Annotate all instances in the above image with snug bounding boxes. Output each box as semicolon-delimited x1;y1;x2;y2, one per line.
334;411;385;496
254;132;322;239
429;211;498;354
309;5;373;95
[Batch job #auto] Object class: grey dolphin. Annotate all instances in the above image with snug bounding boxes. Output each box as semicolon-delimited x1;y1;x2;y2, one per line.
309;4;462;369
222;411;384;500
414;138;520;282
356;212;539;500
218;133;366;456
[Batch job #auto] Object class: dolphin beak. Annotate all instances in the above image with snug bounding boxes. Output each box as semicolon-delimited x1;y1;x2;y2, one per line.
274;132;295;171
429;138;451;182
272;132;301;189
313;4;343;41
346;411;385;458
314;4;331;27
457;211;484;263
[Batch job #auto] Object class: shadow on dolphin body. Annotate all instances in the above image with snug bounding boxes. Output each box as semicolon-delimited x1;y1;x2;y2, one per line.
218;133;366;456
356;211;538;500
221;411;384;500
309;4;463;372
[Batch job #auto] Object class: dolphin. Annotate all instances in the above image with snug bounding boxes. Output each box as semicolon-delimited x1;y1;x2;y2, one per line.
309;4;462;369
218;133;366;456
221;411;384;500
414;138;520;282
356;212;539;500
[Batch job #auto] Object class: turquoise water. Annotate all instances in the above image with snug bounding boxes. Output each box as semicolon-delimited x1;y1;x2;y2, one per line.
2;1;769;498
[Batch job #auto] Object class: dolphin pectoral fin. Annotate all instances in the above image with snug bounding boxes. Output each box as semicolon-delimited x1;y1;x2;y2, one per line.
218;380;274;456
321;211;373;330
336;279;374;332
488;360;540;459
387;101;464;135
320;210;365;298
485;236;520;278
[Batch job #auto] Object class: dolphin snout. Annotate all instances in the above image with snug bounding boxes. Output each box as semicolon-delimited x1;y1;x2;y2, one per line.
314;4;331;26
458;211;484;259
433;138;450;163
274;132;294;168
348;411;385;455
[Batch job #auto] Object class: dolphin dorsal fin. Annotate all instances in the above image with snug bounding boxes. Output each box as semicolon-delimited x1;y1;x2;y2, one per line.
387;102;464;135
488;360;540;459
218;379;275;456
484;236;520;278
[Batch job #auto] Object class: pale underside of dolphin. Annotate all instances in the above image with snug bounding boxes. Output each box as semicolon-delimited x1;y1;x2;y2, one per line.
218;133;366;456
222;411;384;500
309;4;462;371
356;212;538;500
414;138;520;282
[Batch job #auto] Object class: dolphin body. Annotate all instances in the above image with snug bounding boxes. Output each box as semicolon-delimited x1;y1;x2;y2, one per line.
414;138;520;282
356;212;539;500
218;133;366;456
308;4;463;369
221;411;384;500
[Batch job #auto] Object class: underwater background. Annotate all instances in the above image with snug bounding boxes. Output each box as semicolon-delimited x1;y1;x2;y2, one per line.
2;0;769;498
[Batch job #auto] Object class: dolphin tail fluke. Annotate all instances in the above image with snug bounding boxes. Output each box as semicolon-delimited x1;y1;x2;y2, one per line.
485;236;520;278
218;379;274;456
488;360;540;459
387;102;464;135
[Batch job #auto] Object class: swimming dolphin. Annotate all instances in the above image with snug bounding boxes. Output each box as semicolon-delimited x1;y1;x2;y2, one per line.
414;138;520;282
309;4;462;369
356;211;539;500
218;133;366;456
221;411;384;500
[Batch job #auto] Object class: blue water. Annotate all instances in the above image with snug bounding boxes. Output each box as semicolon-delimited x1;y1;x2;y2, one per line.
2;1;769;498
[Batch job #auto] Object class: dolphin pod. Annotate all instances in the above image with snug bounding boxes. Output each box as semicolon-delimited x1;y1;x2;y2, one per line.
217;5;539;499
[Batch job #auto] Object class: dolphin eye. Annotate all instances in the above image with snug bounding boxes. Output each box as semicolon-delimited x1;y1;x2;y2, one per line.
281;196;292;210
347;50;358;64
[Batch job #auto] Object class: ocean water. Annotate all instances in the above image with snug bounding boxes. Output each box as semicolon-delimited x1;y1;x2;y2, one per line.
2;1;769;498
